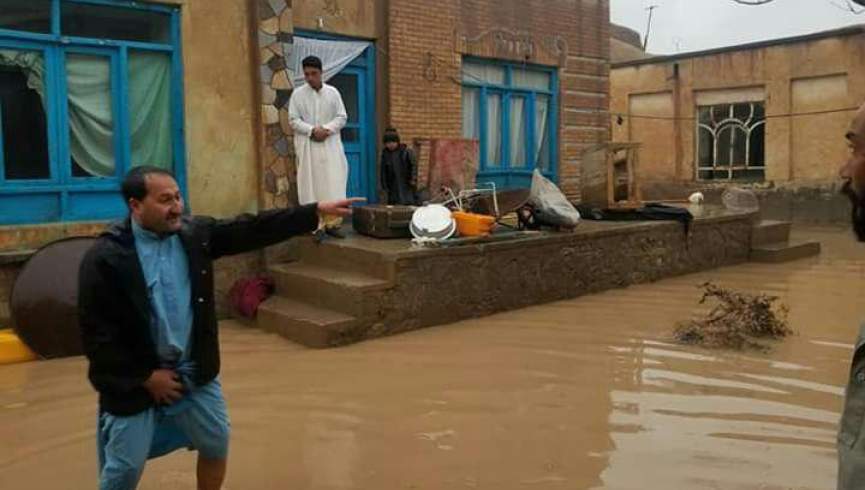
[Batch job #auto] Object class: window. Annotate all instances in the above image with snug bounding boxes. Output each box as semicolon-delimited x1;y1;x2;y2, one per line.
461;59;557;189
0;0;184;225
696;102;765;181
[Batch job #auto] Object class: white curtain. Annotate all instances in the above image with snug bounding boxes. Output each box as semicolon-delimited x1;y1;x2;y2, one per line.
0;50;44;96
535;95;550;170
0;49;172;178
486;93;501;166
462;61;505;85
128;51;172;170
509;97;526;167
288;37;370;87
461;87;479;140
66;53;115;177
512;68;550;91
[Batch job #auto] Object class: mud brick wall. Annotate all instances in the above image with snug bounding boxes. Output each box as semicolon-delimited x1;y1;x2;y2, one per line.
387;0;611;200
354;216;753;341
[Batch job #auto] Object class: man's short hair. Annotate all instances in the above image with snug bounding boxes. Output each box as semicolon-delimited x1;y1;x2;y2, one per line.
122;166;176;204
302;56;323;71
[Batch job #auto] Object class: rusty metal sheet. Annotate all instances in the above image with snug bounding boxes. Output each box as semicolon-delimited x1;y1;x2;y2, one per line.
10;237;95;359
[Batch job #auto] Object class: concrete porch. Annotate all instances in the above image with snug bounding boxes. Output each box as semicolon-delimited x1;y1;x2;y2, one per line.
256;206;817;348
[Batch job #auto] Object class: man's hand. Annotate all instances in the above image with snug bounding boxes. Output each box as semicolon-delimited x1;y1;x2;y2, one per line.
143;369;184;405
318;198;366;217
311;127;332;142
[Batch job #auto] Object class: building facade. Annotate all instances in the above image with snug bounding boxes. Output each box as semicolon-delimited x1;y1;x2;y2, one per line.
610;26;865;200
0;0;611;319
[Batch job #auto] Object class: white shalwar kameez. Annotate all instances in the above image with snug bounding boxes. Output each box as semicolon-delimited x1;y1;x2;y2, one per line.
288;83;349;223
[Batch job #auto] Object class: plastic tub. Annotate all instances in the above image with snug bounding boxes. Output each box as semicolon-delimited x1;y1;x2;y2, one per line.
452;211;496;237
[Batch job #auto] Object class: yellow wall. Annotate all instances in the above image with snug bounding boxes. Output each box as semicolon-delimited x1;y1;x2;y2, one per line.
178;0;260;217
611;32;865;189
293;0;384;39
87;0;261;217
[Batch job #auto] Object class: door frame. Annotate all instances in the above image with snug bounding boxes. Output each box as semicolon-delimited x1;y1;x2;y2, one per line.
294;30;377;202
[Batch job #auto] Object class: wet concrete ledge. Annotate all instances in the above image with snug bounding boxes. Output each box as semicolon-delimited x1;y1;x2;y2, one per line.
271;206;757;346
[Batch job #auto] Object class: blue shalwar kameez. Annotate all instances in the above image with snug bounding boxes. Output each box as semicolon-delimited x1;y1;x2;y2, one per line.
97;222;230;490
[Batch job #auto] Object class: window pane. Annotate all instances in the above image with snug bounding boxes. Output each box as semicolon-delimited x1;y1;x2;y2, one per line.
535;95;550;171
462;87;480;139
749;123;765;168
0;50;49;180
697;127;714;167
711;104;730;123
513;68;550;91
731;127;747;165
67;53;115;178
509;97;527;167
733;102;753;121
462;61;505;85
0;0;51;33
698;107;712;125
716;126;734;167
341;127;359;142
129;51;172;170
62;3;171;43
486;93;502;167
329;73;358;123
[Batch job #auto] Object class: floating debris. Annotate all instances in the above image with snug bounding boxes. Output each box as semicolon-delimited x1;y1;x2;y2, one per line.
674;282;793;351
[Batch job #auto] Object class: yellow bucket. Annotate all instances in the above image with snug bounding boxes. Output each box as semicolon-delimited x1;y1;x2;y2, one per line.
0;330;37;365
452;211;496;237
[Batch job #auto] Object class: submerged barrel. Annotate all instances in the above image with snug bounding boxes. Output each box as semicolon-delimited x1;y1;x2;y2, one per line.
10;237;96;359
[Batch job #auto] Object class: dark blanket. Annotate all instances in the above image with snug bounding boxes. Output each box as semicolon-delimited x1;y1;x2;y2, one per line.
574;202;694;234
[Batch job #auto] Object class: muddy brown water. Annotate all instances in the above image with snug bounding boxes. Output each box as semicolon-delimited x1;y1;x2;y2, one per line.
1;227;863;489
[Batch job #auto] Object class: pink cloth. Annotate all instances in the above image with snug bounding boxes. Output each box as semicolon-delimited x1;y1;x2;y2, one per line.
229;277;275;318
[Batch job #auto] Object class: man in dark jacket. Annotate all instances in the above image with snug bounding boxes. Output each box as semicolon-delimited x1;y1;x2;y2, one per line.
380;127;418;205
79;166;359;490
838;102;865;490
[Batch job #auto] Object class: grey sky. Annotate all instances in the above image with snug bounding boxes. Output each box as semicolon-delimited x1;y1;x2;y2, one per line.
611;0;864;55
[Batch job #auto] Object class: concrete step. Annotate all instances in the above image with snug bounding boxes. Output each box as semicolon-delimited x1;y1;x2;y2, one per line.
257;296;358;348
292;236;396;281
268;262;391;317
752;220;792;247
750;240;821;263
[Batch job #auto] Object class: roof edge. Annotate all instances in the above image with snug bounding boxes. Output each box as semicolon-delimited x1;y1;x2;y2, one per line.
612;24;865;69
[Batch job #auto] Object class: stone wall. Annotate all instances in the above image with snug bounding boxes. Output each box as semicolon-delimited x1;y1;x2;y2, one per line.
256;0;298;209
330;213;753;344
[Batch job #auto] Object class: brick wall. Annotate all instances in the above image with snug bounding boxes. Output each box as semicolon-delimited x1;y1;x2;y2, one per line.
387;0;610;199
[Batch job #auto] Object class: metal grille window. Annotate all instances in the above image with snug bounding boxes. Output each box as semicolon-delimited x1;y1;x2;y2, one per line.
696;102;766;181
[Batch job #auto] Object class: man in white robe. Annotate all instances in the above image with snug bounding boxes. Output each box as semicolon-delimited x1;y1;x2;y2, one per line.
289;55;350;239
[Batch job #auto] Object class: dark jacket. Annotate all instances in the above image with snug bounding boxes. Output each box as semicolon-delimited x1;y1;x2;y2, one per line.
78;204;319;416
838;325;865;489
380;144;417;205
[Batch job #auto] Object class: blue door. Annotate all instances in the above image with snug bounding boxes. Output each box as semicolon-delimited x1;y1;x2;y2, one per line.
322;45;376;202
329;67;367;200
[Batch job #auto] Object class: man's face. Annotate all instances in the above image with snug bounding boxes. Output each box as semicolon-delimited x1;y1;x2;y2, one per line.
304;66;322;90
842;105;865;241
385;141;399;151
129;173;184;234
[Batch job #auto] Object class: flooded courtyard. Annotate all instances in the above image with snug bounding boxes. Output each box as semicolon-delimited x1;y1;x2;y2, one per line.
1;226;862;489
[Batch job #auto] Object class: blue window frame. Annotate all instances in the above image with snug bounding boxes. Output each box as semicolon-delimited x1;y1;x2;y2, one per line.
461;58;558;189
0;0;185;225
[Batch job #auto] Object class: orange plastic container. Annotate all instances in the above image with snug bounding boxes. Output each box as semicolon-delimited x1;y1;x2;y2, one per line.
452;211;496;237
